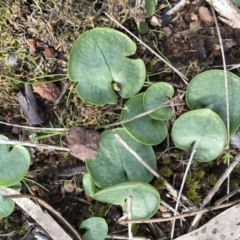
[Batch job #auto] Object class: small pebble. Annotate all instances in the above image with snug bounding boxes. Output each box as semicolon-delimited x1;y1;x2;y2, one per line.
5;53;18;67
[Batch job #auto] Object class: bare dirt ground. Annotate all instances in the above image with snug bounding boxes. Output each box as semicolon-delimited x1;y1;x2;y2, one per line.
1;0;240;239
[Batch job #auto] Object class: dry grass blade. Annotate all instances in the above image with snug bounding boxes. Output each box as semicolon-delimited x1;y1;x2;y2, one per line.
170;138;201;239
119;199;240;224
0;139;69;151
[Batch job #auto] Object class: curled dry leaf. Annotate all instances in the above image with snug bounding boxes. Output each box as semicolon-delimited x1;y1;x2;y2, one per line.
32;83;61;102
199;6;213;23
67;127;100;161
43;47;56;58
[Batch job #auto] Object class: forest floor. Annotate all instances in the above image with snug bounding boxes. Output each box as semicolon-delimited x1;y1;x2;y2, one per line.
1;0;240;239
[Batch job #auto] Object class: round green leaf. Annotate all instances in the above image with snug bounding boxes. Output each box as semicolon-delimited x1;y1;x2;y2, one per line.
82;174;96;197
186;70;240;135
171;109;227;162
143;82;174;120
121;93;168;145
86;128;156;188
0;191;14;218
68;28;146;106
0;135;30;186
93;182;160;219
145;0;157;17
80;217;108;240
137;21;149;34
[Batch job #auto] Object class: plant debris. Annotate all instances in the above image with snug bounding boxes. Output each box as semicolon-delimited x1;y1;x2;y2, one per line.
67;127;100;160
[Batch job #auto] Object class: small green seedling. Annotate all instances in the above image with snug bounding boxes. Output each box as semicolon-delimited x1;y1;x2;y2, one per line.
0;135;30;186
80;217;108;240
0;134;30;217
85;128;156;188
171;109;227;162
135;0;157;33
0;190;15;218
121;93;168;145
83;175;160;220
68;28;146;106
0;182;22;218
143;82;174;120
186;70;240;136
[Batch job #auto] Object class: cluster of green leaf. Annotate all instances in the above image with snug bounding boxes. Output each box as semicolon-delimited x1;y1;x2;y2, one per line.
67;27;240;239
0;135;30;218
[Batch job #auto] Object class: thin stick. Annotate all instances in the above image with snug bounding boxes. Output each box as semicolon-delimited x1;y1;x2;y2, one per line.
0;121;69;132
170;138;200;239
161;199;186;222
166;0;187;16
114;132;160;178
114;132;197;211
202;155;240;206
54;80;72;105
215;186;240;206
98;101;185;129
104;12;188;85
119;199;240;224
0;139;69;152
211;5;231;196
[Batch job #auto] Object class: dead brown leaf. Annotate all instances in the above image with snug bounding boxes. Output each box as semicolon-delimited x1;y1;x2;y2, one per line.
199;6;213;23
67;127;100;161
33;83;61;102
43;47;56;58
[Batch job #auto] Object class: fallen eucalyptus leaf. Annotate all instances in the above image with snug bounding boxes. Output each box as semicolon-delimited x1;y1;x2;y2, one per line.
175;203;240;240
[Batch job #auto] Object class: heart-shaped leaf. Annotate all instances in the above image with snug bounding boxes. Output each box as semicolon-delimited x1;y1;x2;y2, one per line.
143;82;174;120
121;93;168;145
93;182;160;219
186;70;240;135
171;109;227;162
68;28;146;106
80;217;108;240
0;135;30;186
86;128;156;188
0;191;14;218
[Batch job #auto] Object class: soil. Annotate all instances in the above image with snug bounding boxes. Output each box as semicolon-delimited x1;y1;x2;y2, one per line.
1;0;240;239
